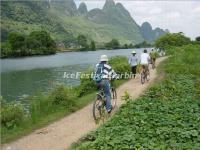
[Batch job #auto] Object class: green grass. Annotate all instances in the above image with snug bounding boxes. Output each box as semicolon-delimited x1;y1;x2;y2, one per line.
73;44;200;149
1;92;96;143
1;80;128;143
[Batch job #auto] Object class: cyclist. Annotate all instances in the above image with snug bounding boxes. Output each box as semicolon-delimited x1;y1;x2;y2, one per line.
93;55;117;113
140;49;150;79
129;50;138;78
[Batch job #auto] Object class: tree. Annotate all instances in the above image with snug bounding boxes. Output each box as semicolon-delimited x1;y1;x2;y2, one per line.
128;43;134;48
155;33;191;49
27;30;56;54
77;34;89;51
105;39;120;49
1;30;56;58
195;36;200;42
8;32;26;50
90;41;96;51
133;41;152;48
7;32;27;56
123;44;128;49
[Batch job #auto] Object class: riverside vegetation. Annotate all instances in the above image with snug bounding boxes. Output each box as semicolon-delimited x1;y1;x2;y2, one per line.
73;34;200;149
0;56;130;143
1;31;57;58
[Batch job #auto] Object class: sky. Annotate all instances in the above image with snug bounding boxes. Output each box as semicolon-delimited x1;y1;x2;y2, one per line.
75;0;200;39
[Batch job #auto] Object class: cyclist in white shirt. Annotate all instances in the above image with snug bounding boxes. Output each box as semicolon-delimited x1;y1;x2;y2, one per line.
140;49;150;77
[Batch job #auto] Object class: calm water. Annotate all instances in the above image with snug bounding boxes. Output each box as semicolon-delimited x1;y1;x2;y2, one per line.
1;48;149;101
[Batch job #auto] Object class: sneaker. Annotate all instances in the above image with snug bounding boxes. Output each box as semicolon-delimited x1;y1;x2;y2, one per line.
107;106;113;114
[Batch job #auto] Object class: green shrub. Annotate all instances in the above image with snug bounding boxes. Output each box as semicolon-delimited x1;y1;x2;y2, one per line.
1;103;25;129
49;86;76;108
155;33;191;50
109;56;130;79
76;70;96;97
30;86;76;117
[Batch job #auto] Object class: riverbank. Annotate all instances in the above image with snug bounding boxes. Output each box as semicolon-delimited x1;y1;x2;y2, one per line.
2;57;167;150
1;47;139;59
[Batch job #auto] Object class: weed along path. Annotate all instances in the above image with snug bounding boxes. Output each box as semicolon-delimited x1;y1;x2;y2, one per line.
2;57;167;150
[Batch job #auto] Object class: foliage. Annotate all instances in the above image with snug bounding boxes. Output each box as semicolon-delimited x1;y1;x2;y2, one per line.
73;44;200;149
1;30;56;58
133;41;152;48
1;102;25;129
26;30;56;54
75;70;96;97
155;33;191;50
49;86;76;108
195;36;200;42
122;43;135;49
77;34;89;51
109;56;130;79
90;41;96;51
105;39;120;49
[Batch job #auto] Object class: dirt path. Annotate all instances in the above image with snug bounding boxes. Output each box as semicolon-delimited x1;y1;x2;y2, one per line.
2;57;167;150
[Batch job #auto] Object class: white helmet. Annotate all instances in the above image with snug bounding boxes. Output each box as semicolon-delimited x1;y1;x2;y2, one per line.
100;55;108;62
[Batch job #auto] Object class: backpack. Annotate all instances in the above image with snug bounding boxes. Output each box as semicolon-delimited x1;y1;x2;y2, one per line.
93;63;104;82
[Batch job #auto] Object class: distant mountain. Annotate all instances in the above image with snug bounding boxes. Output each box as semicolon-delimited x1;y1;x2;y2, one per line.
86;0;143;44
78;2;88;15
140;22;167;42
1;0;167;48
50;0;78;16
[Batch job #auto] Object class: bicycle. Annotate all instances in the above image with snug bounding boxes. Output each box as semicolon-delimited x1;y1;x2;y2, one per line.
93;81;117;121
151;58;156;69
141;65;149;84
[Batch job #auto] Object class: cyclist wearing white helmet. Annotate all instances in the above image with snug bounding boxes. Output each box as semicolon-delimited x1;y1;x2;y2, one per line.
93;55;117;113
129;50;138;78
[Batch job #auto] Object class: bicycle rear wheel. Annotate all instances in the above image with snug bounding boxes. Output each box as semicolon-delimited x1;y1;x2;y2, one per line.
141;72;145;84
93;96;105;121
111;88;117;109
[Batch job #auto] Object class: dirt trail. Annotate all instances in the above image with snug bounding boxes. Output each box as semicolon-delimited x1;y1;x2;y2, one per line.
2;57;167;150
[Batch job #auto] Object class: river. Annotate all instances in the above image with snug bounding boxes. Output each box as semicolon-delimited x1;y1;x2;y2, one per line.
1;48;149;101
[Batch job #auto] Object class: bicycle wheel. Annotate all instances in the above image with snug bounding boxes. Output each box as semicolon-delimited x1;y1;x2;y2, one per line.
141;72;145;84
152;62;155;69
93;95;105;121
111;88;117;109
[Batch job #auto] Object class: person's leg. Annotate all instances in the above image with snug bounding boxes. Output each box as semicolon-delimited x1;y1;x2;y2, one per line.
133;66;137;78
103;80;112;111
131;66;134;74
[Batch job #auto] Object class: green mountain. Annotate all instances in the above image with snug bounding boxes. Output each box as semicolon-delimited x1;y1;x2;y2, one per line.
0;0;166;48
78;2;88;15
140;22;167;43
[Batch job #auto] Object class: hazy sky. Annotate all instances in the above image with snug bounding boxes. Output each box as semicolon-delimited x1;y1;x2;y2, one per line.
75;0;200;39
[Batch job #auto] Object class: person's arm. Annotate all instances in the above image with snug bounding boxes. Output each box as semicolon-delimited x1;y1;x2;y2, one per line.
136;57;138;65
128;56;131;65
